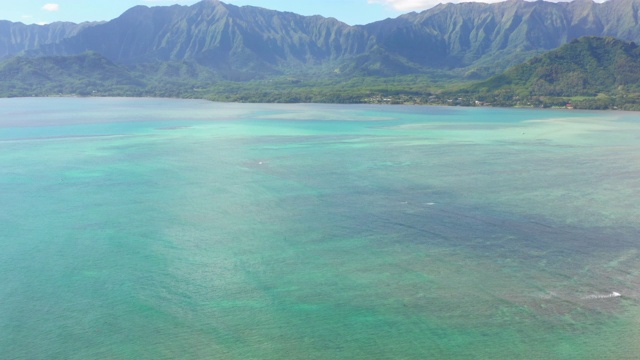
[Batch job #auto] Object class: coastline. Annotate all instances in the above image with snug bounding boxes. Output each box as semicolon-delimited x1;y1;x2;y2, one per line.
1;93;637;112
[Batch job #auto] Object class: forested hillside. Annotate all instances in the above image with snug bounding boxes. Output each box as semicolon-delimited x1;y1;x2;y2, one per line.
464;37;640;109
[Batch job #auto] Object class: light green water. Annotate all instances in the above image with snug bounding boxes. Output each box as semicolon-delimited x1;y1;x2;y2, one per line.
1;98;640;359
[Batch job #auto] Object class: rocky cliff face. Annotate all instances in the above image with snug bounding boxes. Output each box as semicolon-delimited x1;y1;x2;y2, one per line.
28;0;371;73
0;21;98;59
367;0;640;70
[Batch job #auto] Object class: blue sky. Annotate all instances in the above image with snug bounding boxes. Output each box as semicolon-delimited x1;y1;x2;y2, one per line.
5;0;589;26
5;0;410;26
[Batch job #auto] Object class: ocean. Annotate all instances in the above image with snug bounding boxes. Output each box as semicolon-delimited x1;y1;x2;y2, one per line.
1;97;640;359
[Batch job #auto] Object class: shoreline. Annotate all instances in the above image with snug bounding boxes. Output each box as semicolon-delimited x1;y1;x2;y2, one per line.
0;94;636;112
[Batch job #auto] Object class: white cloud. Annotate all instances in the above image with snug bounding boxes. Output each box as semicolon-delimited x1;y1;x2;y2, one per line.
42;3;60;12
367;0;420;11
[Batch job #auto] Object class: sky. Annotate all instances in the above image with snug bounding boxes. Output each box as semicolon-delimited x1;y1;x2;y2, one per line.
5;0;599;26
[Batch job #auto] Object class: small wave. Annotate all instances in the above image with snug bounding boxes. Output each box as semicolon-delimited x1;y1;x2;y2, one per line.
582;292;621;300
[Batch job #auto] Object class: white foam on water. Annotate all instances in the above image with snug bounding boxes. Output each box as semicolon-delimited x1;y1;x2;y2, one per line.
582;292;622;300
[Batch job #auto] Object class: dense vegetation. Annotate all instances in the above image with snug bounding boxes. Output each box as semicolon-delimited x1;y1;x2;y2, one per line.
0;53;442;102
461;37;640;110
0;52;143;97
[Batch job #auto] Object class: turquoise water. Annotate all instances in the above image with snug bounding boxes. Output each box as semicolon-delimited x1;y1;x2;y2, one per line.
2;98;640;359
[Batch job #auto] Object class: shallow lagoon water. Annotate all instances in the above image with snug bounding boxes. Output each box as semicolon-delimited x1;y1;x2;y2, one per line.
2;98;640;359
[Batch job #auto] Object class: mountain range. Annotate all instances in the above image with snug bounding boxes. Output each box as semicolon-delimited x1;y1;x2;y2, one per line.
3;0;640;79
2;0;640;109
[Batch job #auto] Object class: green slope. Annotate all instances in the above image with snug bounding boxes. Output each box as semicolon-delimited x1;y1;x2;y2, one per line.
462;36;640;109
0;52;144;97
474;37;640;96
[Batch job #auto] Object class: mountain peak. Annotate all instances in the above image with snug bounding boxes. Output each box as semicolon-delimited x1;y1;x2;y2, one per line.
194;0;229;10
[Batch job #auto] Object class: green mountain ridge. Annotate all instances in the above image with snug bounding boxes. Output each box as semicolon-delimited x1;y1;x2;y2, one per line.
0;20;100;60
3;0;640;78
5;36;640;110
3;0;640;108
458;36;640;109
475;36;640;96
0;52;143;97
